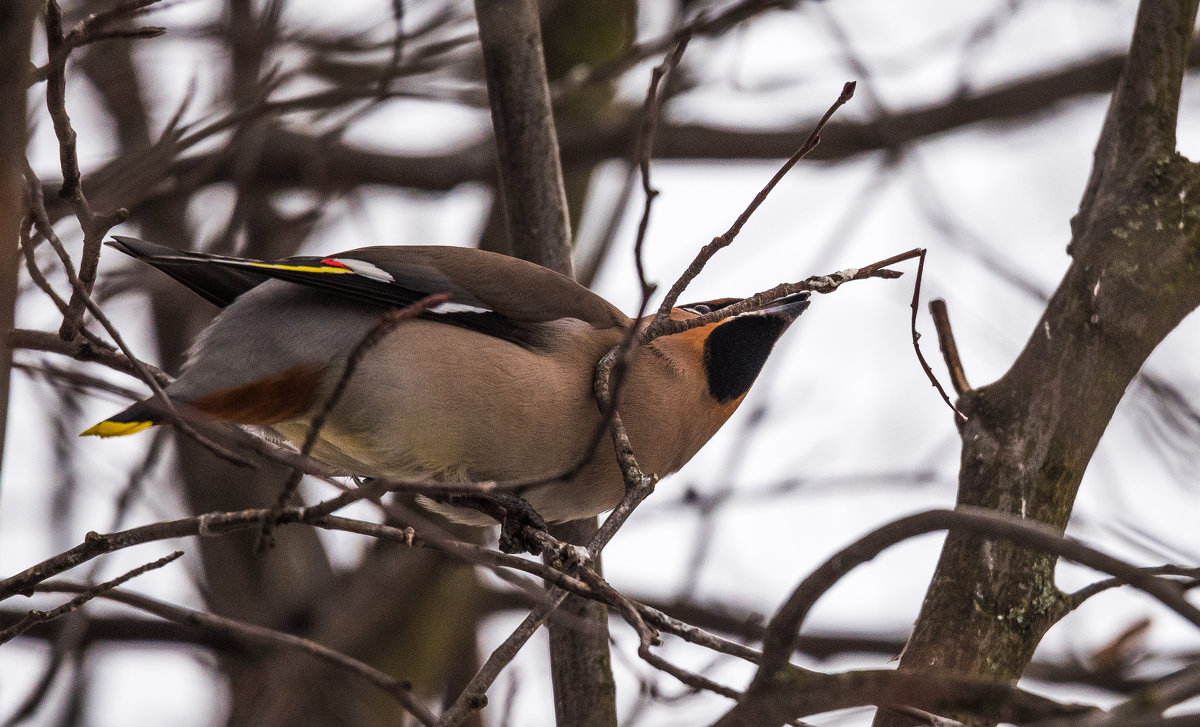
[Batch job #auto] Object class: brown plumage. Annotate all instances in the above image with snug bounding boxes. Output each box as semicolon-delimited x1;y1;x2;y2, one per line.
84;237;809;525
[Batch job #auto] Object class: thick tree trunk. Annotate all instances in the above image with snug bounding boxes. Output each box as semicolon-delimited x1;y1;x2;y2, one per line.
875;3;1200;724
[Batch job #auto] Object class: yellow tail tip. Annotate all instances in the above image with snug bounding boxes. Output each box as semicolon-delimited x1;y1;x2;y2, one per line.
80;420;154;438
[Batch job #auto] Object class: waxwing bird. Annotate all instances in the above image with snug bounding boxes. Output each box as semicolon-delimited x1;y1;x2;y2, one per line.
83;237;810;525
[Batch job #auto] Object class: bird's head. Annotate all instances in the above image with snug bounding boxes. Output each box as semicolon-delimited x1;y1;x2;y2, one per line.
649;291;810;405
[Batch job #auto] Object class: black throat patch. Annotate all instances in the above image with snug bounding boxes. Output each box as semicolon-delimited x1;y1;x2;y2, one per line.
702;315;789;403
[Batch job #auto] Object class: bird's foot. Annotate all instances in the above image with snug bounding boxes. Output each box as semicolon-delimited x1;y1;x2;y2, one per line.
441;492;549;555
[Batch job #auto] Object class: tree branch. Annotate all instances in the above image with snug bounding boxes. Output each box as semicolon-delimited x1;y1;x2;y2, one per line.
1078;2;1199;230
33;581;437;726
748;508;1200;698
0;551;181;644
715;665;1093;727
474;0;573;276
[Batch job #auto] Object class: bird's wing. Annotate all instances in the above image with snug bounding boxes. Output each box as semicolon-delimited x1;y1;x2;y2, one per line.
109;238;629;342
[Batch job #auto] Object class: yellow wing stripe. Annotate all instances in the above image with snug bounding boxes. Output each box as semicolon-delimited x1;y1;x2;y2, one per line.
243;262;354;274
80;420;154;438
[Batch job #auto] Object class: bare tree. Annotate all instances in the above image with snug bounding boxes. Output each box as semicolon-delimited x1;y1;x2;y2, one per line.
5;1;1200;726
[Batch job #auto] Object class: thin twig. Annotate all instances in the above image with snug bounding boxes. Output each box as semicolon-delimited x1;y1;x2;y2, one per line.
42;0;130;341
639;646;743;701
8;328;167;384
18;216;72;317
648;81;856;332
436;598;565;725
0;551;182;644
632;35;689;297
29;0;166;85
44;0;86;213
909;251;966;420
13;360;144;403
581;562;748;701
31;28;164;85
303;294;449;461
34;582;437;726
929;298;971;396
21;168;119;353
640;248;913;343
1059;565;1200;619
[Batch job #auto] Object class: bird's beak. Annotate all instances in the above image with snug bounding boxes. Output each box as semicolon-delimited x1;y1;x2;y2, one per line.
752;291;810;321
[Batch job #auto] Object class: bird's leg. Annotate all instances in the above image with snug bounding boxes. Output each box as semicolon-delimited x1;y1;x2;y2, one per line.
495;493;550;555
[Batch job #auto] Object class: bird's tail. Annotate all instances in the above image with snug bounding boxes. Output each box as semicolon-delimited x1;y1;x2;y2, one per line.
107;236;267;308
80;401;160;437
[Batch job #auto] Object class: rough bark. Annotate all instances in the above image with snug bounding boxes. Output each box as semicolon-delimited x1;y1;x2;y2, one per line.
874;3;1200;725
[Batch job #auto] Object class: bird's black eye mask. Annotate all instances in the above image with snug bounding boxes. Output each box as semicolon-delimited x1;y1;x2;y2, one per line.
702;314;789;403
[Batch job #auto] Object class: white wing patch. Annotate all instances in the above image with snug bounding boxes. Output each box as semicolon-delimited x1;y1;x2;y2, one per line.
331;258;396;282
430;301;493;315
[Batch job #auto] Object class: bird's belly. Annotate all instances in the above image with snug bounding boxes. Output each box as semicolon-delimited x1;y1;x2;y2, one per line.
291;321;606;485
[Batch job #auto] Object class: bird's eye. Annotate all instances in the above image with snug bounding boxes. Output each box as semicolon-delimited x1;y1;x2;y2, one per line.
692;304;712;315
